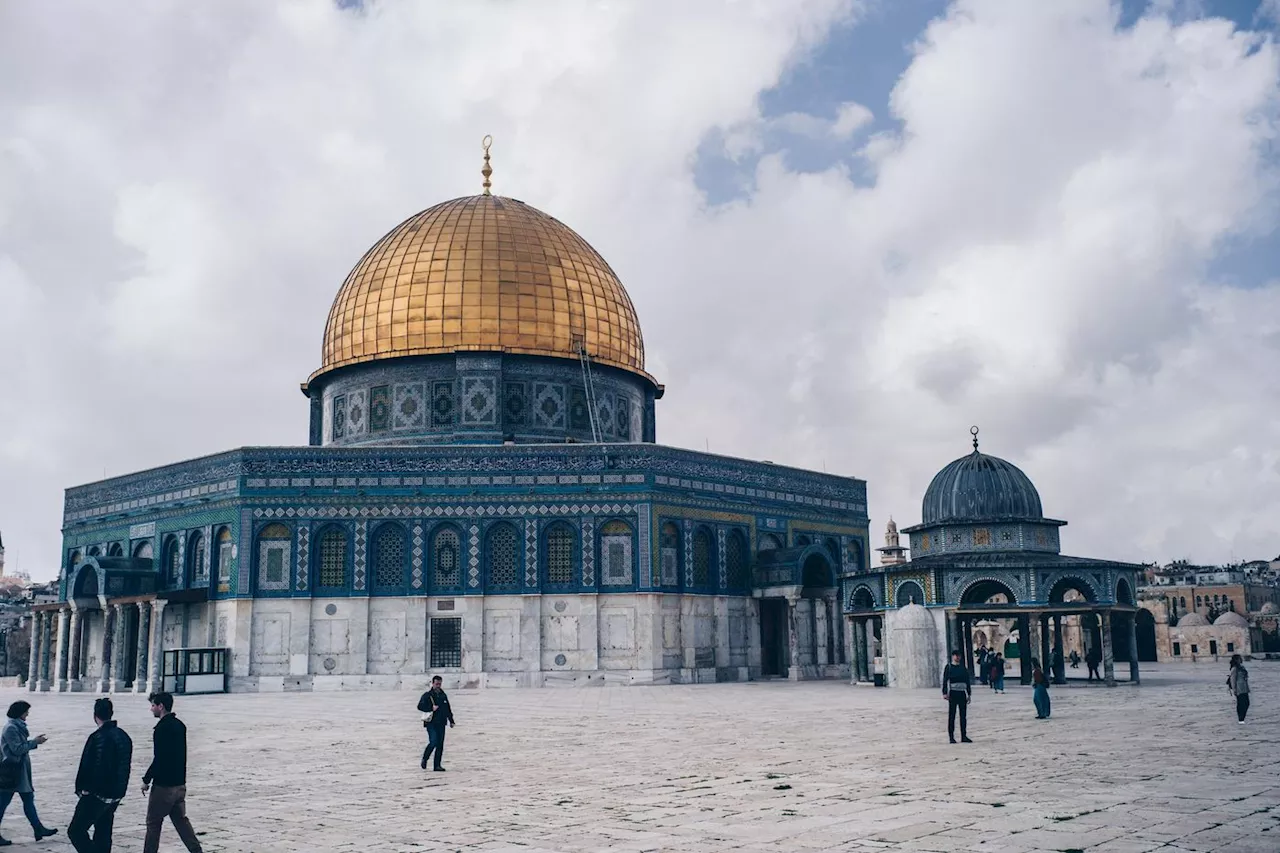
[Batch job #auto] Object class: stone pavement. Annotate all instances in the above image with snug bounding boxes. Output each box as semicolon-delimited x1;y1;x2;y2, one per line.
0;664;1275;852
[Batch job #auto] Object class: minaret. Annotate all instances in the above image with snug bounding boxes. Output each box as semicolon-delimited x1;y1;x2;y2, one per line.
0;528;5;576
877;517;908;566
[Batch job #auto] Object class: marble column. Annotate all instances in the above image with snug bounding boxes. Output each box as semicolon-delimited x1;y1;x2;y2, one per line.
109;604;128;692
147;600;167;694
1039;615;1052;672
26;612;42;692
786;596;800;682
1127;613;1140;685
1052;616;1066;684
1101;610;1116;686
134;602;152;694
1018;614;1032;685
98;606;115;692
67;609;83;690
54;609;71;692
850;618;864;683
946;611;959;659
962;617;974;677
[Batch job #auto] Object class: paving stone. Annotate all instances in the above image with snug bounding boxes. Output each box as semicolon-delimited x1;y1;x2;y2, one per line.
0;663;1274;851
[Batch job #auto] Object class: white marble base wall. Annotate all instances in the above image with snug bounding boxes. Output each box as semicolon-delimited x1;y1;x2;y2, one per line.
226;593;767;691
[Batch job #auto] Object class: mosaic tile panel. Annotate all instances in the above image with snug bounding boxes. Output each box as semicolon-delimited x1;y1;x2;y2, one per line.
332;394;347;440
346;389;368;438
431;381;455;427
581;517;595;587
615;396;631;440
353;520;367;591
532;383;566;429
369;385;391;433
468;524;481;589
461;377;497;426
569;387;590;432
596;395;615;440
411;523;424;590
295;526;309;592
717;527;727;590
524;519;538;588
638;504;651;588
392;382;426;430
683;520;694;589
504;381;527;426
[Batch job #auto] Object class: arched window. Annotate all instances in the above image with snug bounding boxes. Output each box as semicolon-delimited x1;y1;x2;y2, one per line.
132;541;153;561
1180;596;1187;608
795;534;812;548
372;524;407;591
725;530;749;590
187;531;206;584
824;537;841;568
896;580;925;607
69;550;82;569
88;546;101;557
1229;599;1236;611
692;527;713;588
216;527;233;584
486;523;521;591
660;522;682;587
257;524;291;591
600;520;633;587
433;527;461;589
317;527;349;591
107;543;124;558
1196;595;1202;607
164;538;181;588
544;524;575;587
758;533;782;552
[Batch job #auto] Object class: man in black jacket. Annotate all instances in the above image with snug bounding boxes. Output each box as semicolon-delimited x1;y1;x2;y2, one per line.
142;692;203;853
418;676;456;772
68;698;132;853
941;651;973;744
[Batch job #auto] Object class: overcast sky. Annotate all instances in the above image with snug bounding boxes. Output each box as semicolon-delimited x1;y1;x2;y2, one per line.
3;0;1280;580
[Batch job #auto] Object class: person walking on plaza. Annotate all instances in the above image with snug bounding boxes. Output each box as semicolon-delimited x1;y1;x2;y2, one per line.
1227;654;1250;724
1069;649;1080;669
977;646;989;685
941;651;972;744
1032;662;1052;719
418;676;456;771
989;653;1006;694
68;698;132;853
142;692;203;853
0;701;58;845
1085;644;1102;682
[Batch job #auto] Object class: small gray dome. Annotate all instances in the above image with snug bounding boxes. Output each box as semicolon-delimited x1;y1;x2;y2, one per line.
921;450;1043;525
1260;602;1278;615
1214;611;1248;627
893;602;935;630
1177;612;1209;627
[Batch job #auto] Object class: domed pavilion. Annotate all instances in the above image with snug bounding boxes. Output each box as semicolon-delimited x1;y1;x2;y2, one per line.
29;142;869;694
844;428;1146;688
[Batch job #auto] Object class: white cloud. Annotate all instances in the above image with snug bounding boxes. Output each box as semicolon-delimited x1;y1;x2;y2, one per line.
1;0;1279;577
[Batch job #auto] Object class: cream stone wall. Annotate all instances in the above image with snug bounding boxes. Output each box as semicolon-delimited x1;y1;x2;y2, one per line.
225;593;771;691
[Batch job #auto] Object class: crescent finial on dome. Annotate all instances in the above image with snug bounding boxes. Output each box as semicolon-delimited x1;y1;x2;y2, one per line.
481;135;493;195
970;425;980;452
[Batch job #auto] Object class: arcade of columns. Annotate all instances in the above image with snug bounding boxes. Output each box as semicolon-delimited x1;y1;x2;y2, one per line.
25;599;168;694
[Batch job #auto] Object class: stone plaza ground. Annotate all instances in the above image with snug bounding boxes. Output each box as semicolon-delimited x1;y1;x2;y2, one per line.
0;664;1275;852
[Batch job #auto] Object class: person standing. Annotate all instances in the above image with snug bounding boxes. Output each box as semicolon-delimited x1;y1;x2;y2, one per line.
941;651;972;744
1032;662;1052;719
0;701;58;845
1085;645;1102;682
68;698;132;853
141;692;203;853
1227;655;1250;724
418;676;456;771
977;646;990;685
990;653;1006;694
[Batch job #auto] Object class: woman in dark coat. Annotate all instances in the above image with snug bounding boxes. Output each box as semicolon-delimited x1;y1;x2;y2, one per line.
0;701;58;845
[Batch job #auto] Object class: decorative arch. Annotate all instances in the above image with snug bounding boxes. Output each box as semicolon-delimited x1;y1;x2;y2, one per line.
959;577;1019;606
107;542;124;558
599;519;634;587
823;537;841;568
692;526;715;588
847;539;865;573
1047;575;1098;604
315;524;350;592
725;529;749;590
70;560;103;600
132;541;153;560
214;527;233;584
431;524;464;590
542;522;576;588
88;546;101;558
485;522;521;592
801;551;834;590
896;580;926;607
758;533;782;552
659;522;682;587
256;523;292;592
187;530;206;585
162;536;182;589
1115;576;1134;606
371;522;409;592
849;584;876;610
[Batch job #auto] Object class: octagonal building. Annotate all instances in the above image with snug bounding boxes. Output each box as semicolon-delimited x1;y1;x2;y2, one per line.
29;161;869;694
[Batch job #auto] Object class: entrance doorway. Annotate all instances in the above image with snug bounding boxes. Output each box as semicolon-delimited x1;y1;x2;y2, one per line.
1136;609;1158;662
759;598;788;677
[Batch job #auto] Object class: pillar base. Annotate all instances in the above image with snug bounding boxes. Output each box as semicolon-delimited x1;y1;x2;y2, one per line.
35;680;51;693
133;679;150;694
109;679;128;693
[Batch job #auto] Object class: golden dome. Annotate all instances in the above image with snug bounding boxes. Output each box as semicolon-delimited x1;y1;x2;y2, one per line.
310;194;648;386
